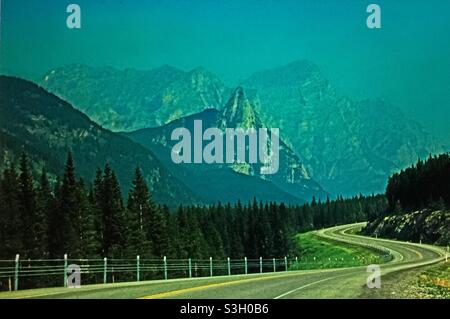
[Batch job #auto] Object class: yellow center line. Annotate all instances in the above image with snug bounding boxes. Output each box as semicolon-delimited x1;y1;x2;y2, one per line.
401;246;424;259
138;270;341;299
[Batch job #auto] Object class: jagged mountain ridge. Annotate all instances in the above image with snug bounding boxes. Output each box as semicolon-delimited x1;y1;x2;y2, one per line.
125;108;306;204
41;64;228;131
0;76;201;205
218;87;263;129
242;60;445;195
40;60;444;197
125;87;326;203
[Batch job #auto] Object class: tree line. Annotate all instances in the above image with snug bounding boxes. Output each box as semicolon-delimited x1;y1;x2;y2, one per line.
0;152;387;260
385;153;450;214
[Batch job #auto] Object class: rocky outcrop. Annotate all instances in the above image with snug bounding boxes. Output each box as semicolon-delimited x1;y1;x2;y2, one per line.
363;210;450;245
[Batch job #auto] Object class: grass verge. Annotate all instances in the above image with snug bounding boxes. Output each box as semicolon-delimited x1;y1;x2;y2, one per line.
410;263;450;298
291;231;390;270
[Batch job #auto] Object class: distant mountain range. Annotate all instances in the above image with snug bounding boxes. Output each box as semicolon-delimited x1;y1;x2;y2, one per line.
0;76;323;205
125;87;326;204
39;60;446;197
0;76;199;205
242;60;445;195
41;64;228;131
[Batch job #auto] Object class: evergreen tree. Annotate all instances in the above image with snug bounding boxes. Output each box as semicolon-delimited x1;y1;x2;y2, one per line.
57;151;81;257
149;206;167;257
161;205;179;258
126;167;152;257
228;204;245;259
0;149;392;271
48;176;64;257
92;168;104;248
159;204;173;256
257;203;273;258
0;164;22;258
386;154;450;213
35;168;53;257
76;179;101;258
18;153;38;258
177;206;207;259
95;164;126;257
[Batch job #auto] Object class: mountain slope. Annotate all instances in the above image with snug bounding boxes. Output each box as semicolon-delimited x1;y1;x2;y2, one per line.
40;61;444;196
126;87;326;203
41;64;227;131
0;76;200;205
243;60;444;195
126;109;305;204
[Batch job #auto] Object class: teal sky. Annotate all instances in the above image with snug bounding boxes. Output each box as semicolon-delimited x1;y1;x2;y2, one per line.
1;0;449;141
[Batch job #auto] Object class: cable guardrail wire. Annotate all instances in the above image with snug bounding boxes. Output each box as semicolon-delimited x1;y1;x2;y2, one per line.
0;253;392;292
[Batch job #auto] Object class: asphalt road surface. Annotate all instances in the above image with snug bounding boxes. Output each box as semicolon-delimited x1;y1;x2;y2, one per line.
1;223;446;299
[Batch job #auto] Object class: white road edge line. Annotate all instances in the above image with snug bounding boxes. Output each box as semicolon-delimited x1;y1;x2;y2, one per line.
273;274;348;299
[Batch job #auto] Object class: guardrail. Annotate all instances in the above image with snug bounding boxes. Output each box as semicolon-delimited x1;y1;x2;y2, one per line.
0;253;391;292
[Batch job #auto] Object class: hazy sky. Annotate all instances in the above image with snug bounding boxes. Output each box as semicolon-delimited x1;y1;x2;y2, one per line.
1;0;449;141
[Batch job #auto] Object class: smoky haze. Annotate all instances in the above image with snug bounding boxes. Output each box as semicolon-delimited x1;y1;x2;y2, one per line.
1;0;449;142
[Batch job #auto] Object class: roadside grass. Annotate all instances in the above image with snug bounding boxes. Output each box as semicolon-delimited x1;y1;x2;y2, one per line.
362;262;450;299
413;263;450;298
291;231;390;270
0;227;392;299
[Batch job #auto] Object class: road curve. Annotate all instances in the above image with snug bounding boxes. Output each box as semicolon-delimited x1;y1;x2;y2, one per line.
1;223;445;299
137;223;445;299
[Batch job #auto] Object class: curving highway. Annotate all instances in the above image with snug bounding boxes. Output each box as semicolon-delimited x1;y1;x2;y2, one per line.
138;223;446;299
1;223;446;299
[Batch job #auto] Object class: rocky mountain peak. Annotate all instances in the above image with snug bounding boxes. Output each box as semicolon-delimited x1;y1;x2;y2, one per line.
219;87;262;129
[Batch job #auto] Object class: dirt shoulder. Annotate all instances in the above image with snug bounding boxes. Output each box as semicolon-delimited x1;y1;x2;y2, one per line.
360;261;450;299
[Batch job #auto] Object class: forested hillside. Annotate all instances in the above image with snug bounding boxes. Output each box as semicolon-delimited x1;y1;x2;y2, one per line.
0;76;199;205
364;154;450;245
126;87;326;204
41;62;444;197
385;154;450;213
0;152;387;260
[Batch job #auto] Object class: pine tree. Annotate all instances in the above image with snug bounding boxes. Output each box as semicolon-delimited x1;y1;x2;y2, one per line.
35;168;53;257
177;206;207;259
149;206;167;257
257;203;273;258
161;205;179;258
126;168;152;257
245;198;260;258
92;168;104;248
48;176;62;258
219;202;232;256
77;179;101;258
18;153;38;258
272;203;289;257
0;164;23;258
229;204;245;259
95;164;126;257
205;224;225;259
57;151;82;257
199;207;225;259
